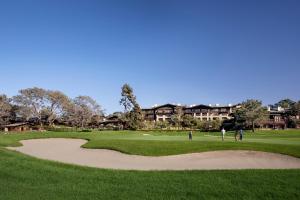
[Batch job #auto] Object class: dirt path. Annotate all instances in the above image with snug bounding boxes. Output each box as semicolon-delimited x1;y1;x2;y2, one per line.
7;138;300;170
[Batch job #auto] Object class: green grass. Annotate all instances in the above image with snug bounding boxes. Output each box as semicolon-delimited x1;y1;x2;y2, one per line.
1;148;300;200
0;130;300;199
1;130;300;157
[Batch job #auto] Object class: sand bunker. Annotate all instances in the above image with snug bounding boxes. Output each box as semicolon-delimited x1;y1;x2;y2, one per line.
7;138;300;170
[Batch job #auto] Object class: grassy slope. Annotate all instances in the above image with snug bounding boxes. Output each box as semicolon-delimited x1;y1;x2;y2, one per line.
1;148;300;200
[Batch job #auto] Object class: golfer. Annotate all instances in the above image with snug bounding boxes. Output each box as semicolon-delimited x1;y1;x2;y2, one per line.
239;129;244;141
221;128;226;141
188;131;193;141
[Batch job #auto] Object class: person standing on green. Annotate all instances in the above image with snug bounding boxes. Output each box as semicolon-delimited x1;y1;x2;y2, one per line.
221;128;226;141
239;129;244;141
188;131;193;141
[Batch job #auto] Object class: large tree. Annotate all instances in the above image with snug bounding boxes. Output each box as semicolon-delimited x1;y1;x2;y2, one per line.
119;84;143;130
275;99;298;128
0;95;12;126
120;84;137;112
13;87;48;128
233;99;268;132
275;99;295;109
44;90;70;126
290;101;300;116
64;96;103;128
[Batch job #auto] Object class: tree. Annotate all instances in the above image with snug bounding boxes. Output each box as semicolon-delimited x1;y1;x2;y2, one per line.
288;101;300;128
70;96;103;128
211;119;222;131
44;90;70;126
196;120;221;131
233;99;268;132
291;101;300;116
171;106;183;129
13;87;48;129
120;84;136;112
119;84;143;130
0;95;12;125
275;99;295;109
271;99;298;129
155;120;170;129
181;115;197;129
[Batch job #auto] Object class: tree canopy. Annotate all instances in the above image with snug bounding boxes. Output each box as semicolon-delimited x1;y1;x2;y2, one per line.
233;99;268;132
119;83;143;130
0;95;12;125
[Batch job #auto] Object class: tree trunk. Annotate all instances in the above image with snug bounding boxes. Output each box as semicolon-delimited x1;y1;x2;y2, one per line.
252;122;255;132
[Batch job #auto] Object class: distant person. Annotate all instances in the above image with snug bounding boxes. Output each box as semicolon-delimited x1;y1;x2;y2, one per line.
221;128;226;141
239;129;244;141
188;131;193;141
234;130;238;141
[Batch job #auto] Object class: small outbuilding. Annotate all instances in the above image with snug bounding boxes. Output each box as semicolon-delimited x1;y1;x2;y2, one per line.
4;123;31;132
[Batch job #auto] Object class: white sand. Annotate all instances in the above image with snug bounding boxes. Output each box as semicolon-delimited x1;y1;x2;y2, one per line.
7;138;300;171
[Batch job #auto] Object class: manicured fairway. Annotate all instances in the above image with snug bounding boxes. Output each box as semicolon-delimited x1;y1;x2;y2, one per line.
1;130;300;199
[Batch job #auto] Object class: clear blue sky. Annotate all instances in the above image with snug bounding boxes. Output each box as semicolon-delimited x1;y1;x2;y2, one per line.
0;0;299;114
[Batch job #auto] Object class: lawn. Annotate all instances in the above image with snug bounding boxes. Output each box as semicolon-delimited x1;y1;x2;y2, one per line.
0;130;300;199
1;130;300;157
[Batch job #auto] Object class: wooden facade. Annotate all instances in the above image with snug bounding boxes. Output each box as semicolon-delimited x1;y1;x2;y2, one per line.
142;104;234;122
4;123;30;132
261;110;286;129
184;105;232;121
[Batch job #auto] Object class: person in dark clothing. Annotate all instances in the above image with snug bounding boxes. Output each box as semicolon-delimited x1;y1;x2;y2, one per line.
239;129;244;141
188;131;193;141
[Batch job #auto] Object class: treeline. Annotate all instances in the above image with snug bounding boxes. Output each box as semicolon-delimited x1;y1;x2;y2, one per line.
1;85;300;131
0;87;104;129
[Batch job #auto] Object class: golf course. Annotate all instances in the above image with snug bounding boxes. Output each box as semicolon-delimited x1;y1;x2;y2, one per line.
1;130;300;199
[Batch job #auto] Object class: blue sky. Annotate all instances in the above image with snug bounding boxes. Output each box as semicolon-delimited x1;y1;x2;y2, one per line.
0;0;299;114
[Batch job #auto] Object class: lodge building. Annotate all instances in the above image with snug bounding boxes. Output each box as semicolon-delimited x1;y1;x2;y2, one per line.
142;103;234;122
142;103;298;129
261;106;288;129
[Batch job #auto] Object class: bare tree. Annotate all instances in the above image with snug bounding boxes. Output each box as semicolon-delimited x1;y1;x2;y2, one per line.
63;96;103;128
13;87;48;129
0;95;12;125
45;90;70;126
